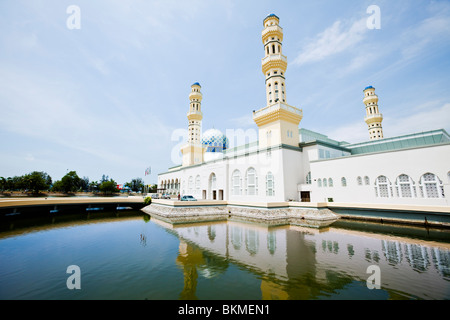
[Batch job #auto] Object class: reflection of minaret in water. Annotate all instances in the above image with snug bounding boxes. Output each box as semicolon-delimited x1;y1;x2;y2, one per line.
260;227;319;300
175;240;205;300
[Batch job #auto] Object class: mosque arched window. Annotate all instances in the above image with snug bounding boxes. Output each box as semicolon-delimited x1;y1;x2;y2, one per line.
306;172;312;185
375;176;392;198
195;175;201;192
419;173;444;198
266;172;275;196
318;179;322;188
341;177;347;187
232;170;242;196
395;174;416;198
357;176;363;186
188;176;194;193
245;168;258;196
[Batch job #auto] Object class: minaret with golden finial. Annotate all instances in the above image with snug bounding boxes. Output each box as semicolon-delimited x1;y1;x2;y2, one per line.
253;14;303;148
363;86;384;140
181;82;205;166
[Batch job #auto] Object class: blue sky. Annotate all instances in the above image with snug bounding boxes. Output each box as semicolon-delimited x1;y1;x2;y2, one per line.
1;0;449;185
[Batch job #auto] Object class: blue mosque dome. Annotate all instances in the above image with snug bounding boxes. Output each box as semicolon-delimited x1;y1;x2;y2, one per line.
202;129;229;153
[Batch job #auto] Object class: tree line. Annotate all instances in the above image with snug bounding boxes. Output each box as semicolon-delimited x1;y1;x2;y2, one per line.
0;171;154;195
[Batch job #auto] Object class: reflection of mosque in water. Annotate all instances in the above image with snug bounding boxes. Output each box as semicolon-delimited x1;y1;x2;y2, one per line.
153;218;450;300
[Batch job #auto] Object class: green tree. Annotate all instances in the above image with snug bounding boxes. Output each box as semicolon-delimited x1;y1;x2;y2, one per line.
89;181;99;192
8;176;24;191
22;171;52;193
60;171;81;193
79;176;89;192
127;178;144;192
51;180;64;192
99;179;118;195
0;177;5;192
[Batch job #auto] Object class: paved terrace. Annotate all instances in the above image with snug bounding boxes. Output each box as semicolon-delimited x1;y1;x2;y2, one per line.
148;199;450;228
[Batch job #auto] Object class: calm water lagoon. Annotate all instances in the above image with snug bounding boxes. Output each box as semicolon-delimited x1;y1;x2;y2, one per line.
0;210;449;300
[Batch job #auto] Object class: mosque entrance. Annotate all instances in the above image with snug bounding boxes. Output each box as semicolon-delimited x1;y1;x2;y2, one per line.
301;192;311;202
208;173;217;200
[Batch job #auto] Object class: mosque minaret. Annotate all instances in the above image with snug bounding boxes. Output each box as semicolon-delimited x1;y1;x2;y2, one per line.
181;82;205;167
253;14;303;149
363;86;384;140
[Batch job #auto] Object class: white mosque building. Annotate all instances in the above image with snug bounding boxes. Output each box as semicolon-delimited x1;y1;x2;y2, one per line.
158;14;450;207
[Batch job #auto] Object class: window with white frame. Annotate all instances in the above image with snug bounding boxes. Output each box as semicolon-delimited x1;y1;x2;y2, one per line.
306;172;311;185
395;174;415;198
419;173;444;198
375;175;392;198
328;178;333;187
188;176;194;193
209;173;216;191
232;170;242;196
323;178;327;187
364;176;370;185
341;177;347;187
266;172;275;196
195;175;201;193
318;178;322;188
246;168;258;196
357;176;362;186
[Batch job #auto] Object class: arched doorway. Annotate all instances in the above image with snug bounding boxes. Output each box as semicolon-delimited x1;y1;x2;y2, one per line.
208;173;217;200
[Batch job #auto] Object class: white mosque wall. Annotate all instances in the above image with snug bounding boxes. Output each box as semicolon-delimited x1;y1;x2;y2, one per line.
159;147;297;202
281;148;304;201
309;143;450;206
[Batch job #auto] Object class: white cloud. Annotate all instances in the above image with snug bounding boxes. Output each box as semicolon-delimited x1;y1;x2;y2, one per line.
292;18;367;66
384;103;450;137
400;13;450;60
0;63;173;169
